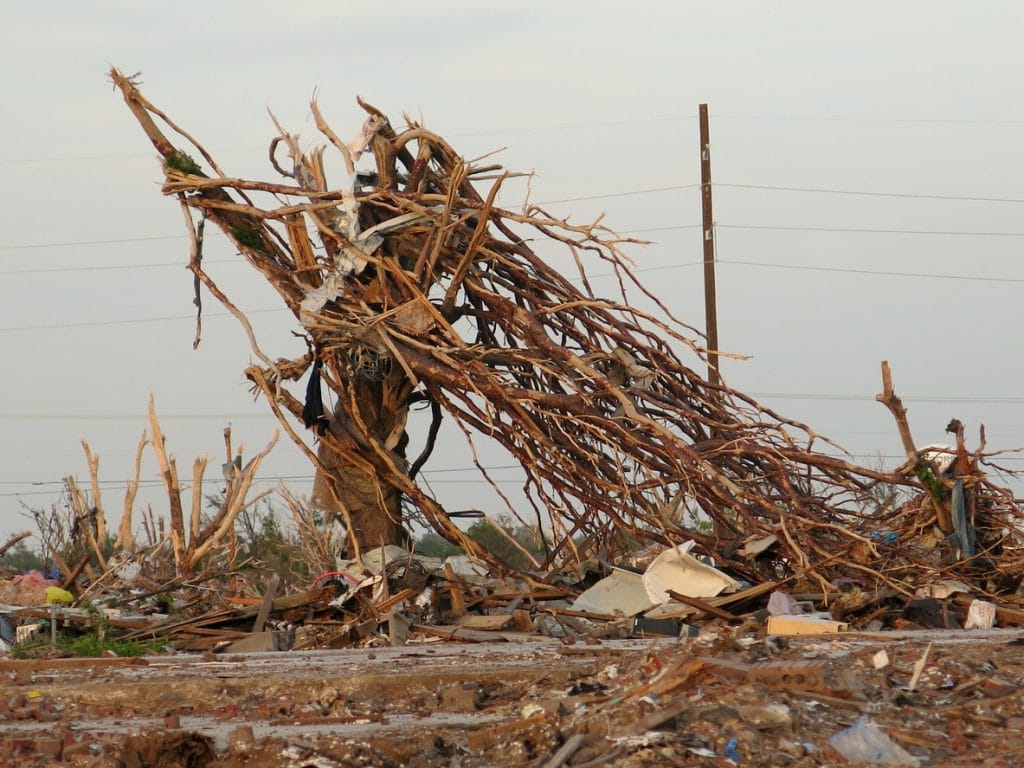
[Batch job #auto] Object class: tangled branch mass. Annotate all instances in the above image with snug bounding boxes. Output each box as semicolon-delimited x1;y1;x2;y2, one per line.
110;68;1024;601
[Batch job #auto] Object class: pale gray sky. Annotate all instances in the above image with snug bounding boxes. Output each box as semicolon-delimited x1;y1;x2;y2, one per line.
3;2;1024;542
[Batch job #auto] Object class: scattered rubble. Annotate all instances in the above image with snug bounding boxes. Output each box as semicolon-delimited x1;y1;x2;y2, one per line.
5;535;1024;765
5;71;1024;764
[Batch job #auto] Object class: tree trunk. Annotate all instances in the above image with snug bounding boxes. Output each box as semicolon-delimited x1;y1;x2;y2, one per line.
311;360;411;555
312;438;407;554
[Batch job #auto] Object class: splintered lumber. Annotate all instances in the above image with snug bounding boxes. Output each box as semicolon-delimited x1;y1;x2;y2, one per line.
412;623;517;643
443;563;467;618
665;590;738;621
375;588;417;614
540;734;587;768
456;614;515;631
14;608;156;631
60;554;91;593
125;586;331;640
0;657;149;672
252;573;281;632
467;713;545;752
952;594;1024;627
654;581;780;620
111;68;1024;599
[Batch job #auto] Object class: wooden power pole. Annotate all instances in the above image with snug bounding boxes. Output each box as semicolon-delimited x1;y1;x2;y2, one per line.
699;103;720;385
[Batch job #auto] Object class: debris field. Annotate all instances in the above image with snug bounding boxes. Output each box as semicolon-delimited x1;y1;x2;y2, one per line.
3;71;1024;766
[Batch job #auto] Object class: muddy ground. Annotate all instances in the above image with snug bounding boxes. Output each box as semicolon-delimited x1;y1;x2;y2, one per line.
3;628;1024;767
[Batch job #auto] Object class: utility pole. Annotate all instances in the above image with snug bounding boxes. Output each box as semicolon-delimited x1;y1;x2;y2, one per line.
699;103;720;386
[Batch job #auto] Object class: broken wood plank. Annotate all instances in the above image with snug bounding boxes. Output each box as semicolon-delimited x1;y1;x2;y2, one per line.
487;586;573;601
467;712;545;752
376;587;416;614
223;596;263;606
252;573;281;632
456;614;515;631
56;549;90;596
512;609;533;632
653;580;779;620
540;733;586;768
665;589;738;621
0;656;149;672
412;623;510;643
389;613;411;646
444;562;467;618
122;609;236;640
547;606;622;622
609;700;691;738
125;586;332;640
952;594;1024;627
228;631;279;653
13;607;157;631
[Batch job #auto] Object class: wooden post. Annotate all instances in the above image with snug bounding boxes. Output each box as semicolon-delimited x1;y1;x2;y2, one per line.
699;104;720;385
252;572;281;633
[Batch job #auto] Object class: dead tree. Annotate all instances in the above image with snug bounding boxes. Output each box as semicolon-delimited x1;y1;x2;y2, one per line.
111;69;1024;596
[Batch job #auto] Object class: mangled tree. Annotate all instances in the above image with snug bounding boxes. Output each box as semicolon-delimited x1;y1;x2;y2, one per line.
111;70;1024;596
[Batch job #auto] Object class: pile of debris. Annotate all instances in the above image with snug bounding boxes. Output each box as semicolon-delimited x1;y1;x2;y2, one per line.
5;574;1024;766
6;529;1024;662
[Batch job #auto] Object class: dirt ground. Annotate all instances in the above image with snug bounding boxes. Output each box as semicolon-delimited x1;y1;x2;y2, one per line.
3;628;1024;767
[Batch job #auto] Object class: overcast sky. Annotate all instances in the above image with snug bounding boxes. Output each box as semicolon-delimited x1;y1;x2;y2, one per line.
3;2;1024;545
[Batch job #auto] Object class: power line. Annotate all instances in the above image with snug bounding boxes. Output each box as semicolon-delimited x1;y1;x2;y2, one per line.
0;260;703;329
0;253;1018;333
0;464;527;498
621;225;703;234
750;392;1024;404
0;186;699;255
1;117;692;167
2;389;1023;425
0;307;287;333
0;258;239;276
538;184;700;205
0;234;188;251
449;115;686;138
715;114;1024;126
0;225;698;272
0;413;273;422
0;464;524;487
10;111;1024;167
718;259;1024;284
719;223;1024;237
716;182;1024;204
5;181;1024;255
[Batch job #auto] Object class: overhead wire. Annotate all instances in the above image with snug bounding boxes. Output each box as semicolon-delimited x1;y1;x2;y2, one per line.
718;223;1024;237
0;464;527;498
3;388;1023;422
716;182;1024;204
717;259;1024;284
9;110;1024;167
0;307;287;333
